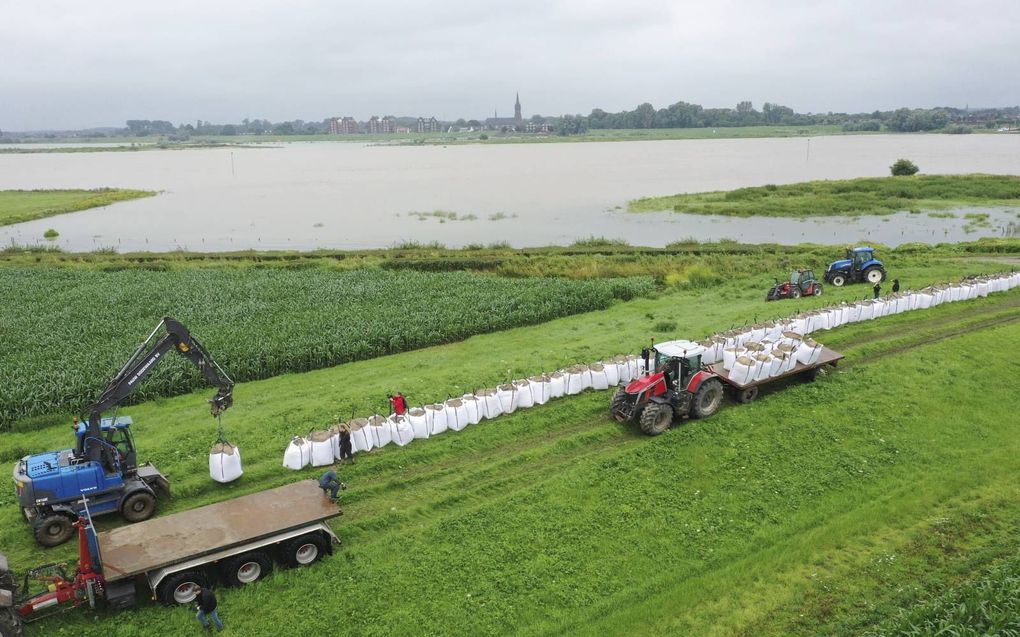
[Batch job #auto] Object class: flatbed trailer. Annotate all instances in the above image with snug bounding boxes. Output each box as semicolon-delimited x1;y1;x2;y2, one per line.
710;346;843;403
13;480;341;623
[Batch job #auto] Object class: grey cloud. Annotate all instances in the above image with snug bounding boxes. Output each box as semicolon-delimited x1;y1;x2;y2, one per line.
1;0;1017;130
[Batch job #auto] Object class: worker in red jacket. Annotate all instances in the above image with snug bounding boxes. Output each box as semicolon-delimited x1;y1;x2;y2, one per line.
388;392;408;416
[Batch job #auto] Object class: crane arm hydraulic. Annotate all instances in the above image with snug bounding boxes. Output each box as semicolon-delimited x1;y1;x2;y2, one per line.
78;317;234;461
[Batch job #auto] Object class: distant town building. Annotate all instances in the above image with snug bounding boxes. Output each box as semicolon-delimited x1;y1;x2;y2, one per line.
366;115;397;134
417;117;440;133
525;121;551;133
485;93;524;131
328;117;359;134
396;126;411;133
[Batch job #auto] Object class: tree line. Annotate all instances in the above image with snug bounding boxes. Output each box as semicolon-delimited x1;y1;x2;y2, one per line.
116;103;1019;138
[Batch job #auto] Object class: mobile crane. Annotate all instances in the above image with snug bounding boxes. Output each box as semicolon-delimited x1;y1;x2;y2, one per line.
12;317;234;547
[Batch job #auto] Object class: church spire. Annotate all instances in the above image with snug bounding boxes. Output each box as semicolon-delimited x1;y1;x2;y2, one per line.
514;92;522;122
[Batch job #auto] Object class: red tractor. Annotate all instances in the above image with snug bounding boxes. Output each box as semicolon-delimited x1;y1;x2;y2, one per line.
766;269;822;301
610;340;724;435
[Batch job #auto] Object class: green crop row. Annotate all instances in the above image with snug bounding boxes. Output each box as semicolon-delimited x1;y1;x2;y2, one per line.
0;267;653;428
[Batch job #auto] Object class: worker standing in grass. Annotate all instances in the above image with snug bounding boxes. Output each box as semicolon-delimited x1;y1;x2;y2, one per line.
194;585;223;631
318;463;345;503
337;425;354;464
389;392;408;416
873;280;881;299
892;279;901;293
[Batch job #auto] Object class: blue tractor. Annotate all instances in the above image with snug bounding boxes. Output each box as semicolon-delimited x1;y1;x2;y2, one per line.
12;317;234;547
823;246;887;287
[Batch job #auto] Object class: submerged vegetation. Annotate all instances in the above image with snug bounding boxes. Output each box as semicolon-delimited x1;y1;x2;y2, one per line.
0;188;156;226
629;174;1020;217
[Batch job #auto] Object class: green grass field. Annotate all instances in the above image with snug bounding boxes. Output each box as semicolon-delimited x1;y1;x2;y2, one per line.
1;252;1017;636
629;174;1020;217
0;189;156;226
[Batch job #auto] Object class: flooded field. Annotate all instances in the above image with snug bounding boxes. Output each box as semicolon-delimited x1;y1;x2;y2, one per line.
1;134;1018;251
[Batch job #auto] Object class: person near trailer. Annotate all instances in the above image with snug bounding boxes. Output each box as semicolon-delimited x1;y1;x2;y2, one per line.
318;463;346;503
892;279;900;293
388;392;408;416
194;585;224;631
873;280;881;299
337;425;354;464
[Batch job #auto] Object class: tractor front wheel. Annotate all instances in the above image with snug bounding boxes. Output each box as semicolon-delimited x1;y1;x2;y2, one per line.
830;274;846;287
610;387;634;422
638;402;673;436
691;379;724;419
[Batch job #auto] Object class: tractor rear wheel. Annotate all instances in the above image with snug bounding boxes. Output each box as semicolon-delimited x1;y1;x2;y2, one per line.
691;379;724;419
638;402;673;436
610;387;633;422
831;274;846;287
34;514;74;547
864;267;884;284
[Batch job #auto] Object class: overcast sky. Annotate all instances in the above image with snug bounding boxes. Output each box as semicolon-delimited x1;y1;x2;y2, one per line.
2;0;1017;130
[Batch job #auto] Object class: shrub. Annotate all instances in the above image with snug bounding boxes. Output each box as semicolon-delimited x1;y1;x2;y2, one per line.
43;228;59;239
890;159;920;176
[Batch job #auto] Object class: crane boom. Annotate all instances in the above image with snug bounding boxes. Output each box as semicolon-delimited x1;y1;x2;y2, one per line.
79;317;234;462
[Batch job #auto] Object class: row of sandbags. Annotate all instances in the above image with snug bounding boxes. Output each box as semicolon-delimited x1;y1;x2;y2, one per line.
282;355;650;469
699;271;1020;366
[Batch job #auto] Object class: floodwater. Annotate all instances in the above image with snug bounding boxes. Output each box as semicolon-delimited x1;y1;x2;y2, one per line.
1;134;1018;252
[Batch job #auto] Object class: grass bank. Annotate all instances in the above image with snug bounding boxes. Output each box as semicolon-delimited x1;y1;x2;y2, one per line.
1;275;1016;636
629;174;1020;217
0;189;156;226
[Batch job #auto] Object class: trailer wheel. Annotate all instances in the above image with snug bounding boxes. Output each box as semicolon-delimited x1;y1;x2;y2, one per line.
610;388;634;422
691;379;724;419
736;386;759;404
803;367;820;382
638;402;673;436
121;491;156;523
34;514;74;547
158;570;208;606
281;534;328;567
222;551;273;587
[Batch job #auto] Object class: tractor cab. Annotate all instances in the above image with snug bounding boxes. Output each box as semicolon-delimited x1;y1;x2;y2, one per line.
651;341;704;391
767;269;822;301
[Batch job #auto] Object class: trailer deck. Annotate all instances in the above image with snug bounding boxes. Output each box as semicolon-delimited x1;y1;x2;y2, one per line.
710;346;843;390
99;480;340;580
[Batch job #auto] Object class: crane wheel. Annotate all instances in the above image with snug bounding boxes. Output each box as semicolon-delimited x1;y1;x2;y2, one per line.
691;379;724;419
638;403;673;436
34;514;74;547
121;491;156;523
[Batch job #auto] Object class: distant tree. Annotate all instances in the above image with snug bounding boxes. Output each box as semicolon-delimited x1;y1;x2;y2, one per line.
467;120;482;128
890;158;919;176
736;100;754;114
273;122;295;135
220;124;237;136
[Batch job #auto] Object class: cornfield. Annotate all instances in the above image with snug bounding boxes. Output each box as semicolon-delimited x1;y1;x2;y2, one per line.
0;267;653;428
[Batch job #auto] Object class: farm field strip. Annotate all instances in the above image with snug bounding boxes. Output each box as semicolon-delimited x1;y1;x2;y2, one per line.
2;281;1017;636
0;268;652;428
